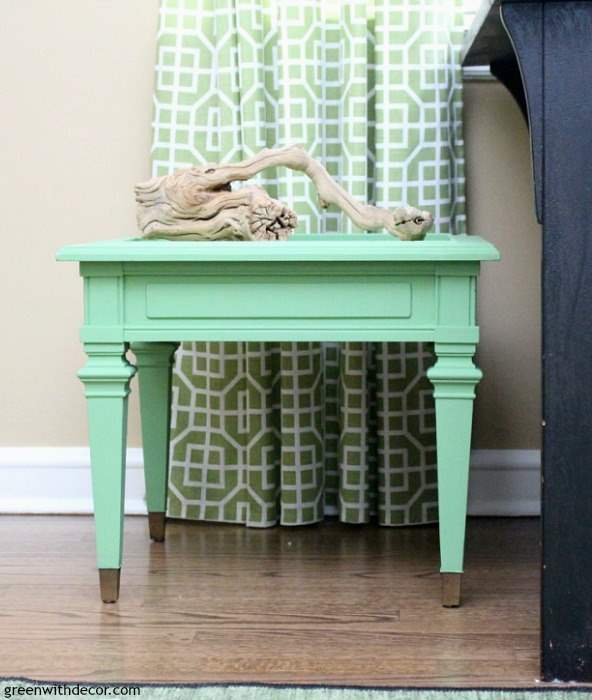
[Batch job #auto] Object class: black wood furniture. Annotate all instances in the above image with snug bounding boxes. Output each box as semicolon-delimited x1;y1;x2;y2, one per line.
463;0;592;682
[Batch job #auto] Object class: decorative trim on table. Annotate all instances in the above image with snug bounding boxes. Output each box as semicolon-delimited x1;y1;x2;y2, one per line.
0;447;540;516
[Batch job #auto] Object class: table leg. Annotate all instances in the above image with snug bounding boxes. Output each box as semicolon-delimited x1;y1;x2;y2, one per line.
131;342;178;542
427;342;481;607
79;342;136;603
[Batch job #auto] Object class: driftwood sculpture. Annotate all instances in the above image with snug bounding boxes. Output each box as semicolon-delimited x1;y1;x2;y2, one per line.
135;145;433;241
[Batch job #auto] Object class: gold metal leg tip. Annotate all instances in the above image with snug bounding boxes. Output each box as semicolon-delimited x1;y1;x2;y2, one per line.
99;568;121;603
148;512;166;542
441;572;462;607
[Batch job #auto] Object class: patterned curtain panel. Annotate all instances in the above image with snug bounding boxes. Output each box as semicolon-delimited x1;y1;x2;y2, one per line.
151;0;466;527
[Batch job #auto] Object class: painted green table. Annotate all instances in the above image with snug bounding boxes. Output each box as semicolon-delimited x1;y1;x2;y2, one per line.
56;232;499;607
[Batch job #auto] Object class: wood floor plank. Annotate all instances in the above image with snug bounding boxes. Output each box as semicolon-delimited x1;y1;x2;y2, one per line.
0;516;540;686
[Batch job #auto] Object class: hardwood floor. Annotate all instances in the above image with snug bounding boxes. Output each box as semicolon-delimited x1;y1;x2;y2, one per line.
0;516;540;686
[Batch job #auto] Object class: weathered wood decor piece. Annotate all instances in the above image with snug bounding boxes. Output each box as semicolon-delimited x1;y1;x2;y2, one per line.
135;144;433;241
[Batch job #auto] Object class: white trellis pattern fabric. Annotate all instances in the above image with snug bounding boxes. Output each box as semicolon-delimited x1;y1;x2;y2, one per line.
152;0;465;527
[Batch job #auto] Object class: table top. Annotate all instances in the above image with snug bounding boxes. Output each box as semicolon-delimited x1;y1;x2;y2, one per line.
461;0;509;67
56;233;500;263
462;0;580;67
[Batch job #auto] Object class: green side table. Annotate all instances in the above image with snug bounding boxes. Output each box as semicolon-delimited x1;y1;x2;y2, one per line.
57;233;499;606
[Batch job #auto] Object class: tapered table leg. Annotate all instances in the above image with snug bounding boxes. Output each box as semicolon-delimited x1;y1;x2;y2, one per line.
79;342;136;603
428;342;481;608
131;342;178;542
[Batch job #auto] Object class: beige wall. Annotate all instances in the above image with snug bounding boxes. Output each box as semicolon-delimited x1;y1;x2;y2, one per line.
464;82;542;449
0;3;541;449
1;0;159;446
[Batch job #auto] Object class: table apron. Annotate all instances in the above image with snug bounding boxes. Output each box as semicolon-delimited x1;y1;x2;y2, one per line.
78;264;480;345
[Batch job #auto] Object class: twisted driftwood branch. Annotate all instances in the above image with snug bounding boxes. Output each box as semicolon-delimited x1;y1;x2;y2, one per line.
136;145;433;241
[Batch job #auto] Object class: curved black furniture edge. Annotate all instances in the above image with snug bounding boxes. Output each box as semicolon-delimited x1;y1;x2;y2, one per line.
499;2;544;224
462;0;542;223
489;54;528;120
464;0;592;683
467;0;592;683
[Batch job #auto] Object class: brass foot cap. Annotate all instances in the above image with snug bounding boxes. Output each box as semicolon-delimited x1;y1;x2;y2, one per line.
148;511;166;542
441;572;462;608
99;568;120;604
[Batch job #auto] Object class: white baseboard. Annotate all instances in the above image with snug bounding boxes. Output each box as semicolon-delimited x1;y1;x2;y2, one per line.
468;449;541;516
0;447;541;516
0;447;148;515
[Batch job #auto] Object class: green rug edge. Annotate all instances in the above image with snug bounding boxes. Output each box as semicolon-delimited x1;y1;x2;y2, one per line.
1;679;590;700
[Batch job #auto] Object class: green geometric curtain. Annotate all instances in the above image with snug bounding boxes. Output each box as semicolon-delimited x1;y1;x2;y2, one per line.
151;0;466;527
